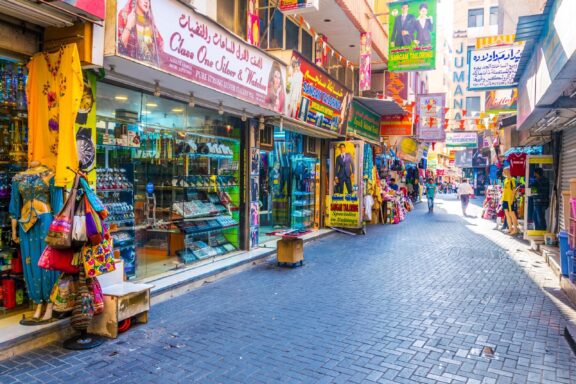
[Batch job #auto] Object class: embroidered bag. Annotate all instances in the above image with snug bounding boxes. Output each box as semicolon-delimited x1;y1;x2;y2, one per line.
82;235;115;277
50;273;78;313
87;276;104;315
38;246;80;274
45;173;80;249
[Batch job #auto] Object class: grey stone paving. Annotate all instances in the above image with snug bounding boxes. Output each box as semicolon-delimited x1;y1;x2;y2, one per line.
1;199;576;384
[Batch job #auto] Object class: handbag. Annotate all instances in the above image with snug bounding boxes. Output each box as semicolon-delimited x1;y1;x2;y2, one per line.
72;197;87;243
80;177;108;219
50;273;78;313
85;195;104;245
45;174;80;249
38;246;80;274
87;277;104;315
82;235;115;277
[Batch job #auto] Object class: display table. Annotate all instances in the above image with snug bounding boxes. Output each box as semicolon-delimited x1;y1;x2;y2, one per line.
266;229;310;268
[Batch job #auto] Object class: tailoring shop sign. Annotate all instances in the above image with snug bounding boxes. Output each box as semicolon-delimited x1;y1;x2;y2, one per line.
346;101;380;142
115;0;287;113
416;93;445;141
328;194;360;228
468;45;524;90
445;131;478;148
286;51;351;135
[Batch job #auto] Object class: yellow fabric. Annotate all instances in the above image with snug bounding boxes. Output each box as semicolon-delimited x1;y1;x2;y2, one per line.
502;177;516;204
27;44;83;187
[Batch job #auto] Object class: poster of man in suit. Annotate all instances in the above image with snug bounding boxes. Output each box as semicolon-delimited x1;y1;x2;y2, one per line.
334;142;356;195
328;141;362;229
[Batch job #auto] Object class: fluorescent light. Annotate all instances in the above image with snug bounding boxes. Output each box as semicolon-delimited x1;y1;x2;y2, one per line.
146;102;158;107
141;111;151;115
172;108;184;113
115;95;128;101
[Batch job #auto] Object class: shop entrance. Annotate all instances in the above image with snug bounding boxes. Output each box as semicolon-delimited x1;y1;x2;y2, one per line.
257;128;318;244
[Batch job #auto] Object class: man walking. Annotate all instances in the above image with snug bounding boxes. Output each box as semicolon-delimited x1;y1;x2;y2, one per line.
425;177;436;213
457;178;474;216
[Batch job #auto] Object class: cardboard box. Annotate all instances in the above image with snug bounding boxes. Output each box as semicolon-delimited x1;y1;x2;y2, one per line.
277;238;304;264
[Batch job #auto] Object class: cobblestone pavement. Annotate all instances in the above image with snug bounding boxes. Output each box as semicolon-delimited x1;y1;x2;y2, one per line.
2;198;576;384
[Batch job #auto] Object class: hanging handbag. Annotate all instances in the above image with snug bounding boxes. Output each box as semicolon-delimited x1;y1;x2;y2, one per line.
71;270;94;331
38;246;80;274
80;177;108;219
50;273;78;313
45;174;80;249
85;195;105;245
87;276;104;315
82;234;115;277
72;197;87;243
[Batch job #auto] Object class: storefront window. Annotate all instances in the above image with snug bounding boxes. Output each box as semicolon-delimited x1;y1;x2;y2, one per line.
257;128;318;244
96;82;242;280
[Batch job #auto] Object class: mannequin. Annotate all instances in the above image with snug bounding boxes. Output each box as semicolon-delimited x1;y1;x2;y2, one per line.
10;160;63;324
501;167;518;235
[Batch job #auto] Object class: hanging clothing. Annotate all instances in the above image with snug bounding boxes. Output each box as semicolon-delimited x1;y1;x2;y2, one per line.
27;44;83;187
9;166;63;304
508;153;527;177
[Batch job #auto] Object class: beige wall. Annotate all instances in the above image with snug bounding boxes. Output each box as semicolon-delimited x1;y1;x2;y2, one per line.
498;0;547;35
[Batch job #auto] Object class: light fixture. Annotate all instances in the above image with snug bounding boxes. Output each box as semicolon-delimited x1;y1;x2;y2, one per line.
218;101;224;115
323;19;331;22
154;80;161;97
172;108;184;113
349;44;355;48
241;109;247;122
114;95;128;101
146;102;158;107
188;92;195;108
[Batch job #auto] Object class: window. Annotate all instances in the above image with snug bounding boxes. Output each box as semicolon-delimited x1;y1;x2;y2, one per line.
285;18;299;51
466;96;481;112
301;31;313;61
489;6;498;26
269;9;283;49
468;8;484;28
217;0;247;39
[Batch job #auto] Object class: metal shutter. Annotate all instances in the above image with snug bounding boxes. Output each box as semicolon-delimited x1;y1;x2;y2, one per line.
560;127;576;230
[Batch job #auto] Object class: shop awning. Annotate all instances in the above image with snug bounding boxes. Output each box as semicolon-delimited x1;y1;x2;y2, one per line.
353;96;406;116
267;116;342;139
347;132;381;146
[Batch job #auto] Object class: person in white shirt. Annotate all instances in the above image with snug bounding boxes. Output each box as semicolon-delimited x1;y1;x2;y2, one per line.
457;178;474;216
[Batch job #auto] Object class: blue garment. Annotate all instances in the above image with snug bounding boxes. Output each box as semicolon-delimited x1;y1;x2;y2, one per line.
9;169;63;304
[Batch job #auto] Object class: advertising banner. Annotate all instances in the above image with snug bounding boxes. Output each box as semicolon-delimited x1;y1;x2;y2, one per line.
472;149;489;168
359;32;372;92
485;88;518;113
347;101;380;142
446;132;478;148
454;149;474;168
416;93;445;141
468;45;524;90
279;0;319;14
247;0;260;46
388;0;437;72
385;71;408;104
380;114;413;136
389;136;418;162
286;51;352;135
328;141;363;228
116;0;287;113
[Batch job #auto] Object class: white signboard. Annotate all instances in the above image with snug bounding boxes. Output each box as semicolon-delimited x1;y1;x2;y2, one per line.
445;131;478;148
468;45;524;90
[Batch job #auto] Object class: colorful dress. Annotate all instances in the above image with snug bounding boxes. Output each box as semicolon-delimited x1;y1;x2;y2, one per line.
27;44;83;187
9;167;63;304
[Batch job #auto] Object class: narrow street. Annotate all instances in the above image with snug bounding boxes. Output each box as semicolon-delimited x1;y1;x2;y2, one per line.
1;197;575;384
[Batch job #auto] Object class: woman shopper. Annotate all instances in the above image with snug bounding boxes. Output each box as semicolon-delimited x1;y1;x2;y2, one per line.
457;178;474;216
425;178;437;213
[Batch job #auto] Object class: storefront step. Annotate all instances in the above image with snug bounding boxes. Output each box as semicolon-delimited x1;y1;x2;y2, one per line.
0;229;333;360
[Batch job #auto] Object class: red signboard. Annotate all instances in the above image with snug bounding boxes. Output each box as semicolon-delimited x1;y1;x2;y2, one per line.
60;0;105;20
380;114;413;136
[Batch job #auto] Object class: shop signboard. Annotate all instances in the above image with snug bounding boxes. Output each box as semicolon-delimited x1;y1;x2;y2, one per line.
485;88;518;113
388;0;437;72
380;114;412;136
59;0;105;20
279;0;319;14
388;136;418;162
454;149;474;168
247;0;260;47
472;149;489;168
445;131;478;148
468;45;524;90
328;141;363;228
115;0;287;114
416;93;445;141
359;32;372;92
346;101;380;142
286;51;352;135
385;71;408;104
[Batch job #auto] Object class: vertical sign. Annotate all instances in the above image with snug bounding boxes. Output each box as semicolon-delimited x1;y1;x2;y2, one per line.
328;141;363;228
388;0;437;71
247;0;260;46
416;93;445;141
315;34;328;68
359;32;372;92
385;71;408;104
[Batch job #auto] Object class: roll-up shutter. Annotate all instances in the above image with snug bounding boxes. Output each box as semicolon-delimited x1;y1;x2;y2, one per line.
560;127;576;230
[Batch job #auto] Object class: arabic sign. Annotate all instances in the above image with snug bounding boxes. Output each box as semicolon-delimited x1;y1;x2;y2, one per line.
416;93;445;141
279;0;319;14
115;0;287;113
359;32;372;92
468;45;524;90
385;71;408;104
380;114;412;136
286;51;352;135
347;101;380;142
485;88;518;113
388;0;437;72
445;132;478;148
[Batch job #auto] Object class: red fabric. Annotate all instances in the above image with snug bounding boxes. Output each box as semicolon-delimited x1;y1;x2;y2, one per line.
508;153;527;177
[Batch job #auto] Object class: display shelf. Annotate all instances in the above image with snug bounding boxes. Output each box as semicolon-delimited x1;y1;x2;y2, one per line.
177;223;238;236
98;189;134;193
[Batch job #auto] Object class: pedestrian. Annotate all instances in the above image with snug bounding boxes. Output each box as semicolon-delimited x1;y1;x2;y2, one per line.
457;178;474;216
425;177;437;213
389;178;399;191
532;167;550;230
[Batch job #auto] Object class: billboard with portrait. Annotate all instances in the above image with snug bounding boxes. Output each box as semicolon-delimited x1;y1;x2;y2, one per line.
454;149;474;168
388;0;437;72
328;141;363;228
